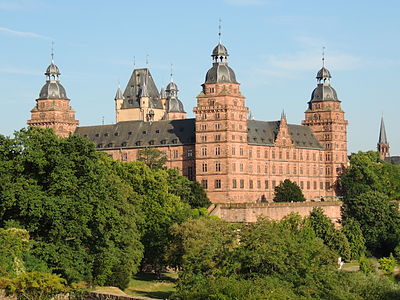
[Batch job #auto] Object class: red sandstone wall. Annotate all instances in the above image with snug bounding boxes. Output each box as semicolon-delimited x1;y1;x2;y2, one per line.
209;201;342;225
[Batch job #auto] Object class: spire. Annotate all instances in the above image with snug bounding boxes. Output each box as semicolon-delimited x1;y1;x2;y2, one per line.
170;63;174;83
322;46;325;68
280;109;287;122
316;47;331;83
45;42;61;80
141;73;149;98
378;116;388;144
114;83;124;100
51;41;55;63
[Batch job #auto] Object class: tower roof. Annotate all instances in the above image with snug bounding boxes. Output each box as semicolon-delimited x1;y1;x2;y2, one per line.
316;67;331;80
310;65;339;102
38;56;68;100
378;116;388;144
114;86;124;100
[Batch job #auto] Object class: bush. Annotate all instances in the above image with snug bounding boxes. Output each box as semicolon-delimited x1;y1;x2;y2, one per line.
1;272;66;300
379;253;397;274
359;256;374;274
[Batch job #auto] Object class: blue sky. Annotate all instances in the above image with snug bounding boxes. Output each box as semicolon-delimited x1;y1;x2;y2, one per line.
0;0;399;155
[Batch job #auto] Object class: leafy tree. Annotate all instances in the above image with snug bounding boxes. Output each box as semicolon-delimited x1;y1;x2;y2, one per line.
137;148;167;170
307;208;351;260
0;228;30;277
343;191;400;256
0;128;143;288
273;179;305;202
114;161;197;273
166;168;210;208
342;218;366;260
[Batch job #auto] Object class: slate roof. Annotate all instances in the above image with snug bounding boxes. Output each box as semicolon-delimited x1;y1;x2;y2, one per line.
122;68;163;109
247;120;323;149
76;118;322;151
75;119;196;149
385;156;400;165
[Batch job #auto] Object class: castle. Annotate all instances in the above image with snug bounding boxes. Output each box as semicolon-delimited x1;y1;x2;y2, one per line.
27;39;349;205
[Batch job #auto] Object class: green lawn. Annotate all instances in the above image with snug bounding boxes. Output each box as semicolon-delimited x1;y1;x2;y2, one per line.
124;272;177;299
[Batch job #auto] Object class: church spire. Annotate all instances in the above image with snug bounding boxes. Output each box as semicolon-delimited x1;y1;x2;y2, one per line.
378;116;388;144
377;116;390;160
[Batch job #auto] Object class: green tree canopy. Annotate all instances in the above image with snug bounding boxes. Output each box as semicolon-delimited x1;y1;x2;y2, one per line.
137;148;167;170
0;128;143;288
273;179;305;202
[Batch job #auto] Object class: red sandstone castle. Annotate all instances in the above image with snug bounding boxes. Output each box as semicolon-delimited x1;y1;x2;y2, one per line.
28;40;349;204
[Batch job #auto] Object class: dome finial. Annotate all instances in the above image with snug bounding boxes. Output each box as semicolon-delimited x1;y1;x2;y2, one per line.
322;46;325;68
218;18;222;44
51;41;55;63
170;63;174;83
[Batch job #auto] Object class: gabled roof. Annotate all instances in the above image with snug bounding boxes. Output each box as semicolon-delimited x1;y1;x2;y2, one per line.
247;120;323;149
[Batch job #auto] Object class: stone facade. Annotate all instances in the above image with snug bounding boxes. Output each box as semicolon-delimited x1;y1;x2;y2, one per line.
28;40;348;205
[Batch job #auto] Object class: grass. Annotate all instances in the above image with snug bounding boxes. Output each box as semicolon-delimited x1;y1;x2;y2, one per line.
124;272;177;299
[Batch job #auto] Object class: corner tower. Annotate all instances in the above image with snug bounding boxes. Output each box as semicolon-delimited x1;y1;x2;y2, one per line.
194;38;249;203
28;55;78;137
377;116;390;160
302;62;348;195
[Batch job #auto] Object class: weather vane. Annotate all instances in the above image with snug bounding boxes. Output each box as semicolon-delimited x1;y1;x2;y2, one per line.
218;18;222;43
322;46;326;67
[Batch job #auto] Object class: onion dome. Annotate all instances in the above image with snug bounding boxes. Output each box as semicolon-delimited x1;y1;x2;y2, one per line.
205;42;237;84
38;58;68;100
212;43;229;58
167;97;185;113
310;65;339;102
316;67;331;80
45;62;60;78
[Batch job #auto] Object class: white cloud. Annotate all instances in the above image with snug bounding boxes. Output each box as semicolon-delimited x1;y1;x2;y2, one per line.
0;26;51;39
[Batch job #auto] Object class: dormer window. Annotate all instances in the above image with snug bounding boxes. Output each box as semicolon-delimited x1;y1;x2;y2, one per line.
135;141;141;146
121;142;127;147
161;140;166;145
172;139;178;144
149;140;154;145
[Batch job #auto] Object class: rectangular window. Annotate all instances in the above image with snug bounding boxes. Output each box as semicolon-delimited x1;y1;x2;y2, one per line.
232;179;237;189
279;166;283;175
249;164;253;173
249;149;253;158
201;124;207;130
300;181;304;189
326;167;331;175
121;153;128;161
187;149;193;157
257;165;261;173
215;147;221;156
300;167;303;175
201;147;207;156
215;135;221;141
272;151;275;159
279;151;282;159
257;150;260;158
293;152;297;160
215;123;221;130
202;163;208;172
201;179;208;189
232;147;236;155
325;181;331;191
201;135;207;142
320;182;324;190
264;164;268;174
272;180;276;188
232;163;236;172
293;166;297;175
286;151;290;159
307;181;310;190
265;180;269;190
314;181;317;190
264;150;268;159
240;163;244;172
313;153;316;161
240;148;244;156
257;180;261;189
272;165;276;174
215;179;221;189
300;152;303;160
173;150;179;158
249;180;253;189
240;179;244;189
306;153;310;160
215;162;221;172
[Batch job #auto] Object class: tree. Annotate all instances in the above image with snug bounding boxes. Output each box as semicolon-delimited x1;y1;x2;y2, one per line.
343;191;400;256
0;228;30;277
165;168;210;209
0;128;143;288
273;179;305;202
342;218;366;260
137;148;167;170
307;208;351;261
114;161;197;273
